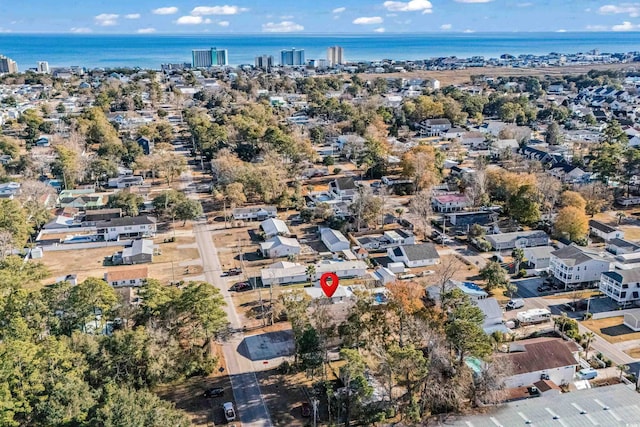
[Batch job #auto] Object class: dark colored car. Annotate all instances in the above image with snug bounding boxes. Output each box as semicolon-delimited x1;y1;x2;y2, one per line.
537;285;552;292
301;402;311;417
203;387;224;398
230;282;251;292
227;268;242;276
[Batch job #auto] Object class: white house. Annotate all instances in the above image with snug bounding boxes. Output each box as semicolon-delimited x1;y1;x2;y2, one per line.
97;216;157;241
373;267;396;285
304;285;353;303
523;246;555;270
314;260;368;280
475;298;509;335
107;175;145;189
485;230;550;251
259;236;301;258
549;245;612;289
623;308;640;331
329;177;358;201
320;228;350;252
388;243;440;268
418;118;451;136
496;337;579;389
431;194;470;213
606;238;640;255
600;268;640;306
104;267;148;287
232;205;277;221
260;218;290;238
261;261;307;286
589;220;624;241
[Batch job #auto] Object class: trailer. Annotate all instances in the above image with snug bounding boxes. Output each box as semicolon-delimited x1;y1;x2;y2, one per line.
516;308;551;325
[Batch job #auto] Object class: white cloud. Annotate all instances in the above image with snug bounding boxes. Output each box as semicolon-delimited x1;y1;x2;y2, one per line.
463;29;475;33
440;23;452;30
137;27;156;33
353;16;383;24
191;5;248;15
374;27;385;32
70;27;92;33
153;7;178;15
95;13;119;26
262;21;304;32
176;15;204;24
556;29;567;32
125;13;141;19
455;0;492;3
383;0;432;13
218;20;230;26
0;28;11;33
333;7;346;13
612;20;640;30
599;3;640;17
586;24;608;30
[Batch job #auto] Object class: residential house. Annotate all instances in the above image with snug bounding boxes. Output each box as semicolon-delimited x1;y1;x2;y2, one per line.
84;208;122;222
97;216;157;241
107;175;145;189
387;243;440;268
260;261;307;286
320;228;350;252
427;279;488;302
314;260;368;280
431;193;470;213
259;236;301;258
382;229;416;246
490;139;519;158
372;267;396;285
460;131;485;147
549;245;612;289
121;239;154;265
523;246;555;270
589;220;624;241
548;164;590;184
329;177;358;201
485;230;550;251
232;206;277;221
418;118;452;136
0;182;20;199
623;308;640;331
495;337;580;389
259;218;290;238
600;268;640;306
304;285;353;303
104;267;148;287
446;211;495;227
475;298;509;334
136;136;154;155
606;238;640;255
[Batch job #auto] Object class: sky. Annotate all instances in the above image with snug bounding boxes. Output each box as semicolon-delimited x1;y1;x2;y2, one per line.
2;1;640;34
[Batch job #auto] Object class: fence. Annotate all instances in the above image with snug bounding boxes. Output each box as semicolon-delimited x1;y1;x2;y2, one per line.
592;310;626;320
41;240;133;252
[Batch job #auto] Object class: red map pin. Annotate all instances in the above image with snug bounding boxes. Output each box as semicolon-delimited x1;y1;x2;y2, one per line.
320;272;339;298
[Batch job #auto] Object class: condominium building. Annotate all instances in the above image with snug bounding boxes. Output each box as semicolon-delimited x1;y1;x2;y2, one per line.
327;46;344;66
254;54;274;71
280;48;304;66
549;244;612;289
191;48;228;68
600;268;640;306
37;61;50;74
0;55;18;74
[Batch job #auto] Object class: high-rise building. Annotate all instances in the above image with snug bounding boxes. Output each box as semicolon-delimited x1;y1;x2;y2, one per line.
191;48;228;68
255;55;274;71
37;61;50;74
0;55;18;74
280;48;305;66
327;46;344;66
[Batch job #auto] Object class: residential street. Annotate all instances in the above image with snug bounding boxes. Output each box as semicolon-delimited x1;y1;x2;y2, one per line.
194;222;273;427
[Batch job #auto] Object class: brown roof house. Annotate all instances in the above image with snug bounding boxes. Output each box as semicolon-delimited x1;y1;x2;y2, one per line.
495;337;580;389
104;267;148;287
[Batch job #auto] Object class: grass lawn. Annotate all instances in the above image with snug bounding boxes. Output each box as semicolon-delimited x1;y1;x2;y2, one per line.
581;316;640;344
545;290;602;300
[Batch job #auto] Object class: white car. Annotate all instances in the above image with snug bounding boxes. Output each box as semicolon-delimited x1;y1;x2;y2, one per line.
223;402;236;422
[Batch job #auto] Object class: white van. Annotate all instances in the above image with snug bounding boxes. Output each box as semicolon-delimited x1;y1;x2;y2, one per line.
506;299;525;310
578;368;598;380
223;402;236;422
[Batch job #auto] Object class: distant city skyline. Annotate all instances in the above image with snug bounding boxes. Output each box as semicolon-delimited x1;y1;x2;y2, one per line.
3;1;640;34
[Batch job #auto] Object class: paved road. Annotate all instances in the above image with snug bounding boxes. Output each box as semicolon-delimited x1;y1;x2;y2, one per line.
194;222;273;427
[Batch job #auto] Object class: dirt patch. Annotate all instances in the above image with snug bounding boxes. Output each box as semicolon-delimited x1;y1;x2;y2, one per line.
582;316;640;343
38;246;121;287
545;290;602;300
625;347;640;358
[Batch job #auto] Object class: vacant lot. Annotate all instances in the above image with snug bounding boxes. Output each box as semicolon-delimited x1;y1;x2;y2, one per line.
625;347;640;358
582;316;640;344
38;233;201;288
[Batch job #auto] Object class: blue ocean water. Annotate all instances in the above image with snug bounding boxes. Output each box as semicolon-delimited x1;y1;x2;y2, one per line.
1;33;640;70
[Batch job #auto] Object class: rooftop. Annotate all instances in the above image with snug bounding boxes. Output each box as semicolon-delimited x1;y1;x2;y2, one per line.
494;337;579;376
105;267;149;282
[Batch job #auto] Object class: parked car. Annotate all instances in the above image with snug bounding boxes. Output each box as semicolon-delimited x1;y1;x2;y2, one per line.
203;387;224;398
227;268;242;276
537;285;552;293
578;368;598;380
223;402;236;422
506;299;525;310
301;402;311;417
230;282;251;292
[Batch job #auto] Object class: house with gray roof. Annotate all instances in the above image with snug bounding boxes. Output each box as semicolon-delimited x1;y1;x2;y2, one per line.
320;227;350;252
523;246;555;270
387;243;440;268
549;244;612;289
606;238;640;255
329;177;357;201
232;205;277;221
485;230;549;251
600;268;640;306
475;298;509;334
260;218;290;238
121;239;154;265
589;219;624;241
